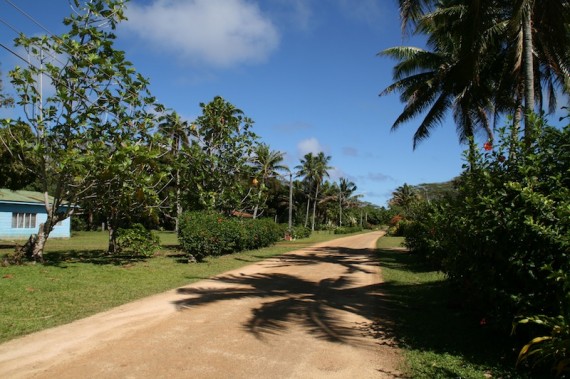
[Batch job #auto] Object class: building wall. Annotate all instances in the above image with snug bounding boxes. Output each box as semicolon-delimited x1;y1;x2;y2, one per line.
0;203;71;239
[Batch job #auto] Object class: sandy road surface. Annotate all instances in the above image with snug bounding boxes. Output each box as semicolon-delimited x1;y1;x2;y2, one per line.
0;231;403;378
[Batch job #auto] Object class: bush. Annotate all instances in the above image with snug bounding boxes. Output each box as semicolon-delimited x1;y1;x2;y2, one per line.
404;119;570;328
290;225;311;239
116;223;160;256
178;211;282;261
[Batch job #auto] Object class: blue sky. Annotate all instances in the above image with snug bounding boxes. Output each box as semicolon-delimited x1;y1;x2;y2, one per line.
0;0;473;206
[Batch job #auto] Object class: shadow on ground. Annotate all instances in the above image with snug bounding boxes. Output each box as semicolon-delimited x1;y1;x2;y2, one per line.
174;246;402;346
42;250;149;266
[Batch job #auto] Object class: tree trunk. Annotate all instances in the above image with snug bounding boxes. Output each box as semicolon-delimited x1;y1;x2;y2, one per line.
304;198;310;228
522;8;534;144
175;169;182;232
311;183;320;232
30;220;53;262
107;215;119;254
107;224;119;254
253;189;263;219
339;194;342;227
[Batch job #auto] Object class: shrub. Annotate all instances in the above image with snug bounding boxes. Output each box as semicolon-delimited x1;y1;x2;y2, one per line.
290;225;311;239
404;119;570;328
116;223;160;256
178;211;282;261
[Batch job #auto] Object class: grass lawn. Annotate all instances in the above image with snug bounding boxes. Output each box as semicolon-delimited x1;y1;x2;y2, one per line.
0;230;352;343
376;236;539;379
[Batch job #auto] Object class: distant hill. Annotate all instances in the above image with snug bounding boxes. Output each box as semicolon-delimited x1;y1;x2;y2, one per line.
413;179;458;201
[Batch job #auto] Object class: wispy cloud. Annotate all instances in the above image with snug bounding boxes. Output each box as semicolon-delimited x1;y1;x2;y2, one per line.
123;0;279;68
342;147;359;157
368;172;394;182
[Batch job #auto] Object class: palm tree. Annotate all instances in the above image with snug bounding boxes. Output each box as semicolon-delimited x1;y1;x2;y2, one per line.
337;177;357;227
389;183;419;214
252;143;288;218
380;1;497;149
310;152;332;231
295;152;332;230
389;0;570;147
158;111;190;231
295;152;317;228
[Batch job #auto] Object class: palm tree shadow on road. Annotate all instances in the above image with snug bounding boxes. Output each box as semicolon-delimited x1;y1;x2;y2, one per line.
173;246;402;346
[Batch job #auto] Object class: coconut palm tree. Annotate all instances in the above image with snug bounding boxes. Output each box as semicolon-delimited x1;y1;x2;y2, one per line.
310;152;332;231
295;152;317;227
337;177;357;227
380;1;498;149
251;143;288;218
389;0;570;147
295;152;332;230
389;183;419;214
158;111;190;231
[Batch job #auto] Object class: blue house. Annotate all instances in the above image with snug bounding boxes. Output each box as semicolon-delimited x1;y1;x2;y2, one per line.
0;189;71;239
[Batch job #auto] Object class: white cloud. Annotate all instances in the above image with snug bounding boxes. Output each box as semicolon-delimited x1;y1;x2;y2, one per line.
297;137;325;156
123;0;280;68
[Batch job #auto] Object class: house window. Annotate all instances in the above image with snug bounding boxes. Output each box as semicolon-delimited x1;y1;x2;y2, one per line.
11;213;37;229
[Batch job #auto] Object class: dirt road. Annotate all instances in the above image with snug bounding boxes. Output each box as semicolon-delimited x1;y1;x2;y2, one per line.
0;231;402;378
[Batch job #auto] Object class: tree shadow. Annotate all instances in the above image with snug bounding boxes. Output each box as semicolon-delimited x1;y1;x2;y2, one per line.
260;246;381;276
173;246;402;346
43;249;148;266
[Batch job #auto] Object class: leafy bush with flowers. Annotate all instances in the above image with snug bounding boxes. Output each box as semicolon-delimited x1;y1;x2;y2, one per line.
178;211;282;261
403;116;570;374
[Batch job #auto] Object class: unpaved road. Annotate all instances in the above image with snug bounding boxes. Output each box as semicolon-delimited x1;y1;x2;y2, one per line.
0;231;403;378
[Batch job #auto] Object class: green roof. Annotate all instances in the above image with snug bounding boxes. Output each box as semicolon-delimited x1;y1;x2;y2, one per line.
0;189;55;204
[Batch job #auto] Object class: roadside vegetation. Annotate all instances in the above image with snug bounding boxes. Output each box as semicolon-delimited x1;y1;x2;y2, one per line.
377;236;537;378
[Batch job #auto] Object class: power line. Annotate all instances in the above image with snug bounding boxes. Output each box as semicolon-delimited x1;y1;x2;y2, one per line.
1;0;153;109
4;0;54;37
0;2;160;124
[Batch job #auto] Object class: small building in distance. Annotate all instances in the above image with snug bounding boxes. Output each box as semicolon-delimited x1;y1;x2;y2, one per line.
0;189;71;239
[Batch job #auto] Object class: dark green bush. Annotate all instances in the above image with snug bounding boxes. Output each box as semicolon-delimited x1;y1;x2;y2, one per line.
178;211;282;261
404;119;570;327
116;223;160;256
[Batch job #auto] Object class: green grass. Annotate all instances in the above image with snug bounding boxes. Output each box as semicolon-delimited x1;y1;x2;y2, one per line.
0;230;355;343
376;236;535;378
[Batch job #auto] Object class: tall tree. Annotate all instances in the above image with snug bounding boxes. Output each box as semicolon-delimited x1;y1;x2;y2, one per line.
388;0;570;147
295;152;317;228
157;111;190;231
4;0;161;260
337;177;358;227
389;183;419;214
186;96;258;213
251;143;287;219
310;152;332;231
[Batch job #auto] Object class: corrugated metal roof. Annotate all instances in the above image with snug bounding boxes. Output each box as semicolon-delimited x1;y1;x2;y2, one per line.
0;189;54;204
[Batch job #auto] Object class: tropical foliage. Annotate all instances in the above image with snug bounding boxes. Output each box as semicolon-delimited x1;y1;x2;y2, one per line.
382;0;570;148
399;118;570;375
